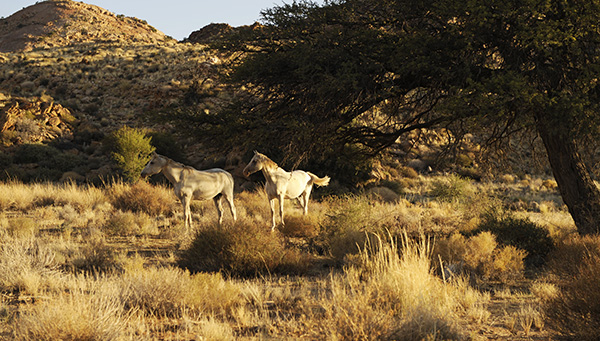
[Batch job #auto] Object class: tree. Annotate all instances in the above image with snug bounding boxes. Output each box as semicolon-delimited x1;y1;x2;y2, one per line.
108;126;155;182
203;0;600;234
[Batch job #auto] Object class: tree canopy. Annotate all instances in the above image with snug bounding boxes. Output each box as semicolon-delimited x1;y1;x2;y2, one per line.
187;0;600;234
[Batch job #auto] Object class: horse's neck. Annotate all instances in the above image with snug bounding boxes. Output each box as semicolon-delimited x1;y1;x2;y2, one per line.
261;165;290;182
161;161;185;184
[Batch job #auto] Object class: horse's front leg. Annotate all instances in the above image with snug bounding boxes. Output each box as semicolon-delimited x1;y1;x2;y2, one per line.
181;194;193;232
269;197;278;231
214;196;224;225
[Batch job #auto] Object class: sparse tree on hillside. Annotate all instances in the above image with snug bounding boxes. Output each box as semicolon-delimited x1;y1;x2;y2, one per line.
109;126;155;183
191;0;600;235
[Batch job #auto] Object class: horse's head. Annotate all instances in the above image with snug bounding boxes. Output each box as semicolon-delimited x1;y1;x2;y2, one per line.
141;153;168;177
243;151;265;177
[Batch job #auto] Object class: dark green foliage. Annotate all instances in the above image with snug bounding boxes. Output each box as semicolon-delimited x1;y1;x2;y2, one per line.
0;150;13;169
9;144;87;181
469;211;554;268
177;222;310;277
147;131;185;162
13;144;59;164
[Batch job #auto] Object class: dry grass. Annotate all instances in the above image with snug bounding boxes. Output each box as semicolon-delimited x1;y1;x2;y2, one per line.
544;235;600;339
108;180;176;216
0;176;585;339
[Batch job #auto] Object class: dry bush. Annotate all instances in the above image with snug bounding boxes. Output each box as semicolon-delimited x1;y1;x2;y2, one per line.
435;232;526;283
546;234;600;278
471;211;554;268
194;319;235;341
109;180;176;216
14;279;127;340
278;213;321;238
66;239;123;274
119;266;243;318
51;182;108;212
178;221;311;277
429;174;476;203
0;238;59;295
433;232;467;265
530;281;559;303
463;231;497;271
484;245;526;282
320;195;399;262
103;210;155;236
5;217;37;238
512;304;544;336
0;181;47;211
545;236;600;340
314;233;483;340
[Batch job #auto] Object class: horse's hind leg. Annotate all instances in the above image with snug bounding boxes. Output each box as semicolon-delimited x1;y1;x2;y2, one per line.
214;195;224;225
224;193;237;222
301;186;313;215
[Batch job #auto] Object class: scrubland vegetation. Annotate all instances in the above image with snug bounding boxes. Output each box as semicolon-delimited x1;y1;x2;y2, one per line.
0;173;595;340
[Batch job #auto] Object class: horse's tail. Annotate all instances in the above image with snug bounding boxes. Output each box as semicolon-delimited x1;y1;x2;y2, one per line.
308;172;330;187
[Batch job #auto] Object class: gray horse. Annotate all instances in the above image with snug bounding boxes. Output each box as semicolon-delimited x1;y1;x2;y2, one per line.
141;153;237;229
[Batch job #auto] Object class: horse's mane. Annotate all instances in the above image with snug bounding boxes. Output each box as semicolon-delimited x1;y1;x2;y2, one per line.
257;153;279;170
158;154;186;169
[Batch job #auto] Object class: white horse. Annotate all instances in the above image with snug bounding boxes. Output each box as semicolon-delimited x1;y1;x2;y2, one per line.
141;153;237;230
243;151;330;231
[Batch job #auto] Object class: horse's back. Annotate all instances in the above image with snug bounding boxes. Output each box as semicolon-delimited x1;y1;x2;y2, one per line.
180;167;234;199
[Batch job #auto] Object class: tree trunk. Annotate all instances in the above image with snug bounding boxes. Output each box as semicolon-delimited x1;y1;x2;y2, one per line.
535;115;600;235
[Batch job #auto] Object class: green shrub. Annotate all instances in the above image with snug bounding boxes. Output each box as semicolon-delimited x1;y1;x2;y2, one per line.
106;126;155;182
13;144;59;164
11;144;87;181
319;195;375;262
430;174;476;203
177;222;310;277
469;211;554;268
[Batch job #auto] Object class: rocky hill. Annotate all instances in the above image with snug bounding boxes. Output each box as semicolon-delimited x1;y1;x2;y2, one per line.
0;0;236;183
0;0;171;53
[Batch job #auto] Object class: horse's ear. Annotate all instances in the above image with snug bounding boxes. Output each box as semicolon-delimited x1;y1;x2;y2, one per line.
253;150;258;155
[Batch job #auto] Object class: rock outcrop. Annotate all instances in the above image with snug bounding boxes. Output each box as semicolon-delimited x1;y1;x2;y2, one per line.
0;94;75;144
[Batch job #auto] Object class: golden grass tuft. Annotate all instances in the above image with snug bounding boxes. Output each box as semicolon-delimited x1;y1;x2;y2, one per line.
545;235;600;339
108;180;176;216
317;232;486;340
119;266;243;318
14;279;127;340
0;237;59;295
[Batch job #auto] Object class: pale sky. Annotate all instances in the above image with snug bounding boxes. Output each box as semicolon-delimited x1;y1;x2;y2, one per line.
1;0;323;41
